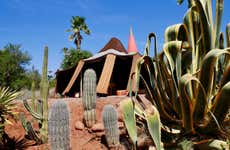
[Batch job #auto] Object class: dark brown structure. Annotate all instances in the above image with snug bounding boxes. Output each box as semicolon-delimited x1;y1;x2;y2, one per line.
55;37;141;97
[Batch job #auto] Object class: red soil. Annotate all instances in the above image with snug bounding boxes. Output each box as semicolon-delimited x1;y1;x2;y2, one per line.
5;96;128;150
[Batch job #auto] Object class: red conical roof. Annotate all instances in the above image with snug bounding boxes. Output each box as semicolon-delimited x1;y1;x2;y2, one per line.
127;27;138;53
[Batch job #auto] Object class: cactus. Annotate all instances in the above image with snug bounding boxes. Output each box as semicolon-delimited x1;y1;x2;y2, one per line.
20;46;49;144
48;100;70;150
31;80;35;110
82;69;97;127
40;46;49;142
102;105;120;147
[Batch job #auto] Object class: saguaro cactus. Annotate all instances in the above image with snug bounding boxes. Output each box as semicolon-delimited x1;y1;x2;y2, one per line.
102;105;120;147
20;46;49;143
82;69;97;127
48;100;70;150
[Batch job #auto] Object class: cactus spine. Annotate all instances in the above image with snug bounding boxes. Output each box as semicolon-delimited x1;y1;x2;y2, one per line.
82;69;97;127
20;46;49;143
48;100;70;150
102;105;120;147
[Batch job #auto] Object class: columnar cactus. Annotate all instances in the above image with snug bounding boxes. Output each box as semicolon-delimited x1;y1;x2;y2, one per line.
82;69;97;127
102;105;120;147
20;46;49;143
48;100;70;150
40;46;49;142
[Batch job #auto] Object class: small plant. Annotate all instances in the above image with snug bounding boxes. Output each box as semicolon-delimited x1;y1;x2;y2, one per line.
82;69;97;127
20;46;49;144
0;87;21;143
48;100;70;150
102;105;119;147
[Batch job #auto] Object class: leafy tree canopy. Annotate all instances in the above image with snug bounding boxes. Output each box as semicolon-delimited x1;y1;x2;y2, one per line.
0;43;40;90
61;47;92;70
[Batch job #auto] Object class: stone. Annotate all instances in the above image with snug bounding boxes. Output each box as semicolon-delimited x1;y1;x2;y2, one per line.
75;121;84;130
91;123;104;132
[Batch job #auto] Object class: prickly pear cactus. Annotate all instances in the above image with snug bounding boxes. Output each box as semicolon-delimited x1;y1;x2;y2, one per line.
102;105;120;147
82;69;97;127
48;100;70;150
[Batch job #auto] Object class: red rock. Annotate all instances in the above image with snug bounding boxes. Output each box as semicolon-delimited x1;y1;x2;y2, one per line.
91;123;104;132
75;121;84;130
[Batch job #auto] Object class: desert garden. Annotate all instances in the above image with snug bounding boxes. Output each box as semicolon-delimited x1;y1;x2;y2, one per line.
0;0;230;149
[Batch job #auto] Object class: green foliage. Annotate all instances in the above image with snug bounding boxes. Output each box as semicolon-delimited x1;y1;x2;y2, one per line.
0;43;32;90
66;16;90;51
48;100;70;150
102;105;119;147
20;46;49;144
82;69;97;127
61;48;92;69
26;67;41;90
0;87;21;142
121;97;162;150
122;0;230;149
20;113;42;144
120;98;137;147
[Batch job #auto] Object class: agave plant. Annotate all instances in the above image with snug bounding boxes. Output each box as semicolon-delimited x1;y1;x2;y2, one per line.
0;87;21;141
121;0;230;149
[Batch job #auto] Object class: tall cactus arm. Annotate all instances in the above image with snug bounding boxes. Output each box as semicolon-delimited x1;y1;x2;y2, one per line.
26;121;42;144
20;112;29;133
23;99;43;120
40;46;49;143
20;113;42;144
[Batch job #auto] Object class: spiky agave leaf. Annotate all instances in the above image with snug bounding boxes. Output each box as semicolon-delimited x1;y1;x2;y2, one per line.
205;81;230;132
213;0;224;48
145;106;162;150
227;23;230;47
163;41;183;87
0;87;21;125
120;98;137;147
194;48;230;123
179;73;208;133
136;55;181;126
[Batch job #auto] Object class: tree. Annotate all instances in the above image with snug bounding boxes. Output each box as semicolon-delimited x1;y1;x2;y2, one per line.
25;66;41;89
0;44;31;90
66;16;90;51
61;47;92;70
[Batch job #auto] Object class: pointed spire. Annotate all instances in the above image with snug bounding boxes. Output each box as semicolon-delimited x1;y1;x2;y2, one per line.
127;27;138;53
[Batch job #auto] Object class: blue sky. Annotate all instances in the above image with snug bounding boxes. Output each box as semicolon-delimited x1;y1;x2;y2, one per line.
0;0;230;74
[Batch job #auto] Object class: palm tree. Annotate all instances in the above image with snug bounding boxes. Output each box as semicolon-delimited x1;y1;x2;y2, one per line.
67;16;90;51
